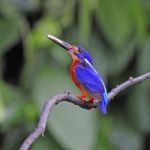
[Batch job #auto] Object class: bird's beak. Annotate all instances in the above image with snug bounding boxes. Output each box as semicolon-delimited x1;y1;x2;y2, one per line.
47;34;78;53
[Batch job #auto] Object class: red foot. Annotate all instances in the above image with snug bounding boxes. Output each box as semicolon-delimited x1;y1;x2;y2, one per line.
76;96;86;103
89;97;94;104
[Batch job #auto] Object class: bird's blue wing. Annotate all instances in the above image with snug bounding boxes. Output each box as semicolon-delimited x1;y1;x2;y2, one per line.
75;59;109;114
75;60;105;94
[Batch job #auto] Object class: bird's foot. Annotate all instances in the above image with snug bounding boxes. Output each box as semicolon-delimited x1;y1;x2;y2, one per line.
89;97;94;104
76;96;86;103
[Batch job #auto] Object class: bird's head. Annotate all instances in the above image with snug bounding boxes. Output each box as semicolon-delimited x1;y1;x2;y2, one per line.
48;34;93;63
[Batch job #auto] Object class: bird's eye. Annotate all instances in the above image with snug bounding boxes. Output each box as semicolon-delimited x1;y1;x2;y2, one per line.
78;48;82;53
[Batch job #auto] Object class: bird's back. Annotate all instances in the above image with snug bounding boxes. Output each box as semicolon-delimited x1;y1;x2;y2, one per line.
75;59;105;94
75;59;108;113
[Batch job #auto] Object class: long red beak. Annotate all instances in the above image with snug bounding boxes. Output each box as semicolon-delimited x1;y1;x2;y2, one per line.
47;34;78;53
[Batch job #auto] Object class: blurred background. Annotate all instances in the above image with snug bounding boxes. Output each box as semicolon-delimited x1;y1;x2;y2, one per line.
0;0;150;150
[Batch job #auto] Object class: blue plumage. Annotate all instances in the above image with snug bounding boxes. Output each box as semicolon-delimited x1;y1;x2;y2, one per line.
77;46;93;64
75;61;104;93
75;55;108;114
47;34;109;114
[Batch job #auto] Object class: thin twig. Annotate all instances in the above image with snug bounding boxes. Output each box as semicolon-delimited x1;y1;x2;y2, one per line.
19;72;150;150
108;72;150;100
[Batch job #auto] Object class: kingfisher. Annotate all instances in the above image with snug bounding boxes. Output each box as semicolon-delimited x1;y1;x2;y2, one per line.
47;34;109;114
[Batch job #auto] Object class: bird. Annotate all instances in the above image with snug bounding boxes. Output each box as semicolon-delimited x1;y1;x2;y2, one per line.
47;34;109;114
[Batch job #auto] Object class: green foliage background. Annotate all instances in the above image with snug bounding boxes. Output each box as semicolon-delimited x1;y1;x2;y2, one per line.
0;0;150;150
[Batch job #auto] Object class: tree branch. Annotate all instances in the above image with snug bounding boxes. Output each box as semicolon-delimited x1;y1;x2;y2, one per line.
19;72;150;150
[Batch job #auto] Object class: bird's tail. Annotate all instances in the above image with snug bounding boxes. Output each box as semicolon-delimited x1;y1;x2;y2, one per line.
99;91;109;114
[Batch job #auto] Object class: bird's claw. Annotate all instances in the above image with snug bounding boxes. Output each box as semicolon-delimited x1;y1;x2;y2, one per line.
76;96;85;103
89;97;94;104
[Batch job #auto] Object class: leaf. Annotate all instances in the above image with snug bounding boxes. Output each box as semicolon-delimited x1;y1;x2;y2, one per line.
2;127;26;150
96;0;132;48
20;50;50;90
126;37;150;133
130;0;147;41
44;0;75;28
49;103;97;150
5;0;40;12
93;117;114;150
79;0;92;44
108;40;136;75
44;0;70;17
87;35;108;79
95;0;146;49
32;66;97;150
109;121;142;150
31;138;56;150
0;81;37;131
50;46;71;68
138;37;150;73
25;16;62;61
127;84;150;133
59;1;75;28
0;18;19;55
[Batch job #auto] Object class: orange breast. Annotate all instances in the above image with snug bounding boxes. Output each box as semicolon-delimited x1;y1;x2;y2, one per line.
70;60;81;88
70;60;90;95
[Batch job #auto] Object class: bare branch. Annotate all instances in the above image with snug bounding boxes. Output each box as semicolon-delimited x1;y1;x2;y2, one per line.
108;72;150;100
19;72;150;150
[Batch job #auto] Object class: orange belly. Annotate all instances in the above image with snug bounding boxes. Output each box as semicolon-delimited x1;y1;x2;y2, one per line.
70;60;89;97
